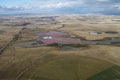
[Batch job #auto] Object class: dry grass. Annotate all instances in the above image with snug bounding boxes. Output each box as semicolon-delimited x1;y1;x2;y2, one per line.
0;45;114;80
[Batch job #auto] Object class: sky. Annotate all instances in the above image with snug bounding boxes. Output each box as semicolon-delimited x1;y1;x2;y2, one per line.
0;0;120;15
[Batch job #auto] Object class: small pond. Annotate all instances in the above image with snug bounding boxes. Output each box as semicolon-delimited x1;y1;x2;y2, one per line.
14;41;44;47
105;31;118;34
81;37;120;45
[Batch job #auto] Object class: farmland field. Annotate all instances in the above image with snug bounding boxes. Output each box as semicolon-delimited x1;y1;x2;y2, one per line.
0;14;120;80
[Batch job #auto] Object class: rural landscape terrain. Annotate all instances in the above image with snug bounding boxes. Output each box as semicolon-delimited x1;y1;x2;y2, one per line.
0;14;120;80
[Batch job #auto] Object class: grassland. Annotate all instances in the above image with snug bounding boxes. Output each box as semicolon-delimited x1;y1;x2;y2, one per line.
0;14;120;80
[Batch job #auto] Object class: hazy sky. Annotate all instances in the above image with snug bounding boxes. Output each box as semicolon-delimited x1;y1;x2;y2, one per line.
0;0;120;15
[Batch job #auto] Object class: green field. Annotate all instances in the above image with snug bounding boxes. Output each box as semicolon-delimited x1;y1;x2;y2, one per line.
88;65;120;80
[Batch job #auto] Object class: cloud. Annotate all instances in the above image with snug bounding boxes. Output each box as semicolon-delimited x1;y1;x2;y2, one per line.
96;0;110;2
113;4;120;10
0;0;120;15
0;6;23;11
22;0;84;10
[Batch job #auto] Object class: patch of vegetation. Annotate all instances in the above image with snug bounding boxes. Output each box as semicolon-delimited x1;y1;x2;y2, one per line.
0;30;6;34
4;22;31;26
87;65;120;80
